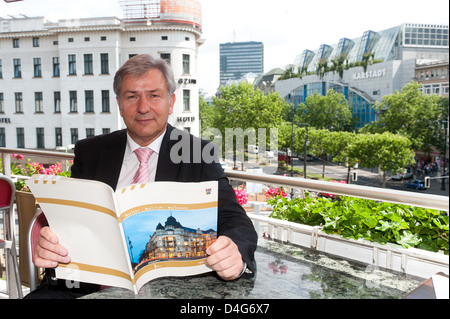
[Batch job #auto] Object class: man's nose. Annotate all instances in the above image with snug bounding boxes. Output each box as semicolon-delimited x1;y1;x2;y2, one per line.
137;96;151;113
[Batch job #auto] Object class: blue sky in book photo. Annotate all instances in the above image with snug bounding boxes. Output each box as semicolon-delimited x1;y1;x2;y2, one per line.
122;209;217;264
1;0;448;95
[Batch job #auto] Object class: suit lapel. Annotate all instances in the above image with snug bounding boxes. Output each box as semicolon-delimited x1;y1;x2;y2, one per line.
155;124;179;182
99;130;127;190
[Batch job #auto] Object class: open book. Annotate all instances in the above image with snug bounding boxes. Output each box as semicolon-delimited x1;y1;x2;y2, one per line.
26;176;218;294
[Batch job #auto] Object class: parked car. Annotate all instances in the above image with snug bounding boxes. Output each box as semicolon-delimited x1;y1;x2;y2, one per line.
319;180;347;199
298;153;314;162
391;169;413;180
404;180;426;190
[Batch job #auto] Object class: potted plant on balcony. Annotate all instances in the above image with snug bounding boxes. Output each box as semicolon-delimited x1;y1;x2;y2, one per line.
2;153;72;287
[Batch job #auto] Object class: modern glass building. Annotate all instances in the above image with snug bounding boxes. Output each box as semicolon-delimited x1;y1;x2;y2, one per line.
220;41;264;87
277;23;449;129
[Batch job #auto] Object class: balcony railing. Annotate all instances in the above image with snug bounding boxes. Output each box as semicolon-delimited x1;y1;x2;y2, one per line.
1;147;449;282
1;147;448;212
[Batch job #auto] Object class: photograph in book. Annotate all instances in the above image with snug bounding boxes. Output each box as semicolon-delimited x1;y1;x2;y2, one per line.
26;176;218;293
123;209;217;277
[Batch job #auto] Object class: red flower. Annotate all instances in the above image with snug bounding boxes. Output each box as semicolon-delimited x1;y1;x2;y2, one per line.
234;185;248;206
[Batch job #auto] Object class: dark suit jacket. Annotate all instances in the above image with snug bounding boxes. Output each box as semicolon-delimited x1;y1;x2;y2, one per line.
71;124;257;274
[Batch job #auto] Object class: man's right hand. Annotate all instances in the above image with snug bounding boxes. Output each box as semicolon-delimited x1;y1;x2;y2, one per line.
33;227;71;268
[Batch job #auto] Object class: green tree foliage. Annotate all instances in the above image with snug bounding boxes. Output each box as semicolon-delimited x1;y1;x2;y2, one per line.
296;90;354;131
352;133;415;187
210;82;290;139
362;82;446;154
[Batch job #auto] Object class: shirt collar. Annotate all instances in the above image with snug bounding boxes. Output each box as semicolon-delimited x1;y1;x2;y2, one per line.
126;129;166;155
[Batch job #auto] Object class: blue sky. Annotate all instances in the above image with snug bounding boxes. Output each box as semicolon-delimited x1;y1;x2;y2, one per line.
2;0;448;95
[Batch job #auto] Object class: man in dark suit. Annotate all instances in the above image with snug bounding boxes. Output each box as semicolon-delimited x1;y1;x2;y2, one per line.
28;54;257;298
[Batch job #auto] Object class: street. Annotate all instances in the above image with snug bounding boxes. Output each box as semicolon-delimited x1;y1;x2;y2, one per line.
290;158;450;197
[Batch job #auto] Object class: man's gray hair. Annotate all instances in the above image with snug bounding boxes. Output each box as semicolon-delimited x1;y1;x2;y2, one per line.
113;54;176;97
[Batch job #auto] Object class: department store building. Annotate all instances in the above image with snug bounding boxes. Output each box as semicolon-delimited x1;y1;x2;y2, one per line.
274;23;449;129
0;8;203;149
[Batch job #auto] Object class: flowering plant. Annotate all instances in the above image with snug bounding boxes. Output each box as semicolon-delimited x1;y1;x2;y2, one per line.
7;153;72;191
234;185;248;206
264;187;287;199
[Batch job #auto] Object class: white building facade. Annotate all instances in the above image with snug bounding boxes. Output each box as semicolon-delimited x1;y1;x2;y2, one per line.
0;15;203;150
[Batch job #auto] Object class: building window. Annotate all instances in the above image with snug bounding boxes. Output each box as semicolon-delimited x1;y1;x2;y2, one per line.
0;93;4;113
162;36;168;41
68;38;74;43
71;128;78;145
130;37;136;42
100;53;109;74
84;54;93;75
54;91;61;113
0;128;5;147
68;54;76;75
15;93;23;113
0;59;3;78
183;90;191;112
36;128;45;149
55;127;62;147
35;92;44;113
33;37;40;47
86;128;95;138
13;38;19;48
16;128;25;148
33;58;42;77
85;90;94;112
13;59;21;78
432;84;440;95
160;53;171;65
69;91;78;112
102;128;111;135
101;36;107;41
84;37;90;42
53;57;60;77
101;90;110;112
182;54;190;75
442;84;449;94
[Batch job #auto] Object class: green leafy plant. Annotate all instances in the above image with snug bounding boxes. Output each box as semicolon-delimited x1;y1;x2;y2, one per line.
3;153;72;191
267;194;449;255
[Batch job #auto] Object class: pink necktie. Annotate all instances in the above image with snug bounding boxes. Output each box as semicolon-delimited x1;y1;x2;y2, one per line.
132;148;153;184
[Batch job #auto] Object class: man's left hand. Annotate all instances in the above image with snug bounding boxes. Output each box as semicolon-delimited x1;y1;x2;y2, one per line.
206;236;244;281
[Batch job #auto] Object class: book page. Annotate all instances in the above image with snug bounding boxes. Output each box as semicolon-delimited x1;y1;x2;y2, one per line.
116;181;218;292
26;176;134;291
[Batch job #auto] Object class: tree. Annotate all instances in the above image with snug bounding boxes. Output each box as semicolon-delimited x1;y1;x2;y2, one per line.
207;82;290;161
199;96;217;134
296;90;354;131
361;82;443;154
331;131;359;183
355;132;415;187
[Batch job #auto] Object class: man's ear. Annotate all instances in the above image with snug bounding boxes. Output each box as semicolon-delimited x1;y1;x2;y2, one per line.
117;96;123;117
168;94;176;115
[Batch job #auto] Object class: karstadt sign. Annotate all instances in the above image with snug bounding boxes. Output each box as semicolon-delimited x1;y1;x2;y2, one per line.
353;69;387;81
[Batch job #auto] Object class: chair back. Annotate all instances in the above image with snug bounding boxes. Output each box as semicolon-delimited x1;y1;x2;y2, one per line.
0;175;15;210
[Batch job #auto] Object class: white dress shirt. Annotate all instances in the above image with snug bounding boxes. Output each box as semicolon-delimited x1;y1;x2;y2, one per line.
116;130;165;190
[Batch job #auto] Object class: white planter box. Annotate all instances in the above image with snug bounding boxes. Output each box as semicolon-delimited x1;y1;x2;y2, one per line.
248;212;449;280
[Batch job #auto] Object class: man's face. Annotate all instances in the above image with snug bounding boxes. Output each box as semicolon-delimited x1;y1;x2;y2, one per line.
117;69;175;146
